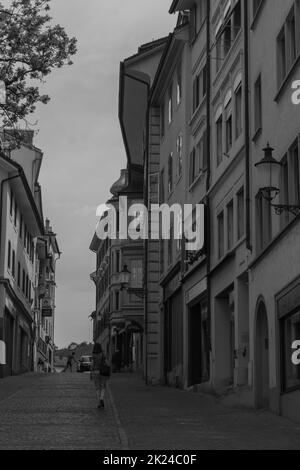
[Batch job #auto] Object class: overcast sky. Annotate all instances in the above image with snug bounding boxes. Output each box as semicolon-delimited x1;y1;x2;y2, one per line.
33;0;176;348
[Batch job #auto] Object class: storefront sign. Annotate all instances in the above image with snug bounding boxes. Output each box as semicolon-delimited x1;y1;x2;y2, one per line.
185;277;207;304
42;307;53;317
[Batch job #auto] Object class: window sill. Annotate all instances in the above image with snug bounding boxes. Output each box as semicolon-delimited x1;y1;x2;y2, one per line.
213;31;242;85
251;1;265;31
189;171;206;192
189;96;206;127
176;174;183;186
275;54;300;103
252;126;262;143
249;213;300;270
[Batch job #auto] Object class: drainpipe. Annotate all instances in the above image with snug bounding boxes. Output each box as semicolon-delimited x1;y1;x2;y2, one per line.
205;0;212;360
143;102;150;386
243;0;252;252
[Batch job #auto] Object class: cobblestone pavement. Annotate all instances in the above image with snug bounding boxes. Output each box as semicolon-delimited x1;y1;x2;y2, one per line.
1;372;300;450
0;372;121;450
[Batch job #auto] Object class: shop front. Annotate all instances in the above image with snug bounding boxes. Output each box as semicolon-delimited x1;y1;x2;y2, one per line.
184;276;210;389
277;276;300;423
0;284;34;378
162;266;183;388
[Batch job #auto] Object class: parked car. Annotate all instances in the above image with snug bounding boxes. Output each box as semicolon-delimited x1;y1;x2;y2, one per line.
77;355;92;373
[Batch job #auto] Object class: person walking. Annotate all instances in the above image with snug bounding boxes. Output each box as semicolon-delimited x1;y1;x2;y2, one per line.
65;352;76;372
92;343;111;409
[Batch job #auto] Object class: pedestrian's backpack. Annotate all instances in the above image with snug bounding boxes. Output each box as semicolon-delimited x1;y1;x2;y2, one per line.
99;357;110;377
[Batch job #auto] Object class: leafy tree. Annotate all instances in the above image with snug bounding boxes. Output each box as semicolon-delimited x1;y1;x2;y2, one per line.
0;0;77;131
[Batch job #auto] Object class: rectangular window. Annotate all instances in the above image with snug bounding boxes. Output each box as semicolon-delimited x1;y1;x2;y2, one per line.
12;250;15;278
277;26;287;85
168;85;173;124
216;115;223;166
160;168;165;204
227;200;234;251
288;7;297;65
254;75;262;133
177;134;183;178
190;3;198;41
256;191;271;252
116;251;120;273
17;262;21;287
160;103;165;138
218;211;224;259
235;84;242;138
253;0;263;18
22;269;26;293
14;200;17;226
160;239;164;275
233;1;241;39
130;260;143;288
193;75;200;113
7;241;11;269
290;140;300;205
203;129;208;171
10;189;13;217
168;223;173;266
189;148;196;185
216;35;222;72
202;63;207;98
168;153;173;194
237;187;245;240
20;215;23;240
26;274;29;298
176;63;182;105
225;100;232;153
280;139;300;227
280;155;290;227
115;292;119;311
24;226;27;249
281;310;300;391
223;18;231;57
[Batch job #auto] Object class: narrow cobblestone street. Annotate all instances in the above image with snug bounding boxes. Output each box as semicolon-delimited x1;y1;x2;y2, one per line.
0;373;120;450
0;372;300;450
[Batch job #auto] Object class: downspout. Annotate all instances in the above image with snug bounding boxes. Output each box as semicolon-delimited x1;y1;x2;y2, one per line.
243;0;252;252
144;96;150;386
205;0;212;362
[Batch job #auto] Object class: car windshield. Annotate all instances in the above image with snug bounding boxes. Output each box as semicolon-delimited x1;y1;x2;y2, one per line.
81;356;92;362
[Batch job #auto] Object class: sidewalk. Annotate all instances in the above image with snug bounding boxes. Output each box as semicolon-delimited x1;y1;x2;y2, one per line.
109;373;300;450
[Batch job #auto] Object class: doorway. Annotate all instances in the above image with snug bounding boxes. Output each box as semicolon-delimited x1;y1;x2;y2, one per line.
4;310;14;376
255;301;270;409
189;303;202;386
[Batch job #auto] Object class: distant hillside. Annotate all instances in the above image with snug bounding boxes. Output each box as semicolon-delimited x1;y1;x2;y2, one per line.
54;342;94;366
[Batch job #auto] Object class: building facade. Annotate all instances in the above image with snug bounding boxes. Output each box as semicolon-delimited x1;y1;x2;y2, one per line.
0;132;60;377
35;219;60;373
90;168;144;371
90;0;300;422
248;0;300;422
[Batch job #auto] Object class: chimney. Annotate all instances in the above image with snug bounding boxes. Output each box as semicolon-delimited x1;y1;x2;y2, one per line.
45;218;52;233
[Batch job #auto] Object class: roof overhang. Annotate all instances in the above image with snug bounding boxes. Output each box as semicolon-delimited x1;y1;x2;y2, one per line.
89;232;100;253
119;37;168;168
169;0;194;13
150;34;186;105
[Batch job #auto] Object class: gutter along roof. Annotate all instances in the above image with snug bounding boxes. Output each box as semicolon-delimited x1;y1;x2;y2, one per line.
0;152;44;236
149;25;188;105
